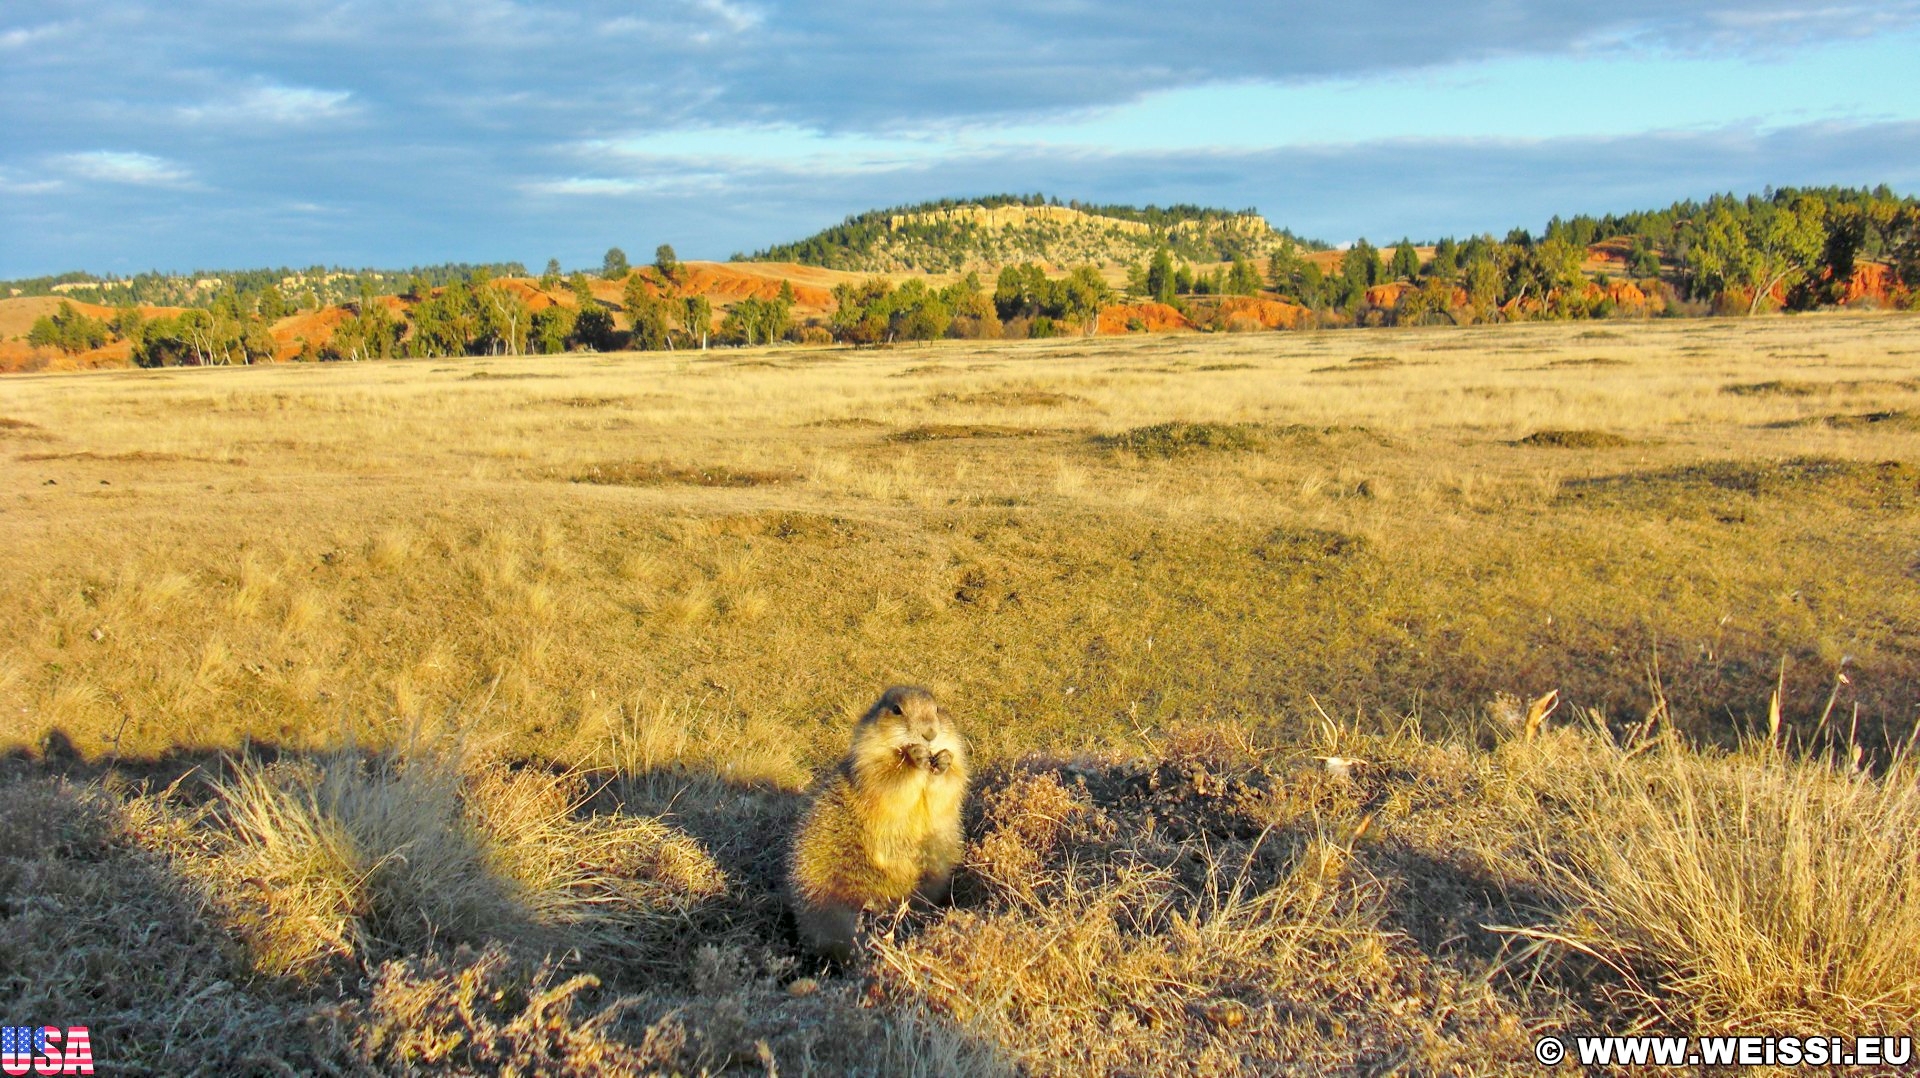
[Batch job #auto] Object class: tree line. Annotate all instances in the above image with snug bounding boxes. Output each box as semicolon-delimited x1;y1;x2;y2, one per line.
1241;188;1919;325
3;262;529;313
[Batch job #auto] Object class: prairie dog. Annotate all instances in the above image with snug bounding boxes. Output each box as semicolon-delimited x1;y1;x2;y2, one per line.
788;686;969;962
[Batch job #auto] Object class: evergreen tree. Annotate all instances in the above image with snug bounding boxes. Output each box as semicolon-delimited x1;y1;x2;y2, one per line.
625;275;673;350
26;301;110;353
1389;239;1420;281
257;285;292;320
1145;248;1177;304
655;244;682;284
571;304;616;350
1061;265;1114;329
529;305;577;353
601;247;630;280
1226;256;1262;296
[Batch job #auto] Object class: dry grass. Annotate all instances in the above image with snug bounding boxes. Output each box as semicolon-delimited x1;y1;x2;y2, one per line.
205;746;727;982
1509;730;1920;1031
3;312;1919;1072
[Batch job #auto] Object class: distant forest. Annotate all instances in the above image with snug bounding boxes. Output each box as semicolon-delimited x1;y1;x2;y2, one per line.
1;262;527;310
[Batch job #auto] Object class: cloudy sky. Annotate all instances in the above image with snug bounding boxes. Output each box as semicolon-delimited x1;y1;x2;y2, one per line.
4;0;1918;277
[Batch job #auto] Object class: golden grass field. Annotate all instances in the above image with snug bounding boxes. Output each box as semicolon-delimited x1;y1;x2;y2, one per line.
2;314;1919;1074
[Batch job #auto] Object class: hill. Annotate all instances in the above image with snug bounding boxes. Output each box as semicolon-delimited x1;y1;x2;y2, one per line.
749;195;1326;273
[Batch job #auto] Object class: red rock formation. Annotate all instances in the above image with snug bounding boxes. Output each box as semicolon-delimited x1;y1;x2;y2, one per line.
1095;302;1197;334
1212;296;1313;330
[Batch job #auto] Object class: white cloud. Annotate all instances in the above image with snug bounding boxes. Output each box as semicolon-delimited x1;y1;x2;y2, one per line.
0;167;64;194
694;0;764;33
177;83;356;125
581;126;952;177
522;173;731;197
0;22;69;50
56;150;192;186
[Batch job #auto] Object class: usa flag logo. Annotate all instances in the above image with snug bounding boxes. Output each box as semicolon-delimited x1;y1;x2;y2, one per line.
1;1026;93;1076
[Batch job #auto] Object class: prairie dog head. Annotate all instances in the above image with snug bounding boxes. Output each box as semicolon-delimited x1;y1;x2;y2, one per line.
849;685;966;786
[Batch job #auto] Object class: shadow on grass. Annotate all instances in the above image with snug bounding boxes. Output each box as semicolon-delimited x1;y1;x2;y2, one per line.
1;737;1018;1076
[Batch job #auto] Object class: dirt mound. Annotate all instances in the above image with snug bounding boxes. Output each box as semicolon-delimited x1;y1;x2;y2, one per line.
0;296;187;341
1517;429;1633;449
0;336;136;373
568;460;802;488
1563;457;1918;508
1095;302;1195;334
492;278;561;312
886;424;1045;443
1097;421;1267;457
269;307;353;361
1211;296;1311;330
1585;237;1633;270
677;263;836;312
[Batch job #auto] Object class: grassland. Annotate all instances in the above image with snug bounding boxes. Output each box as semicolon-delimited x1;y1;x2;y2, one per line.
3;314;1919;1074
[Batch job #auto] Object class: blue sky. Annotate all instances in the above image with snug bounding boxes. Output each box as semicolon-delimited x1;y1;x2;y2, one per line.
3;0;1918;277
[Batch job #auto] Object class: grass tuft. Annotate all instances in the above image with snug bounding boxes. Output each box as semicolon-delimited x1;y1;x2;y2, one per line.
1527;736;1920;1030
209;748;726;981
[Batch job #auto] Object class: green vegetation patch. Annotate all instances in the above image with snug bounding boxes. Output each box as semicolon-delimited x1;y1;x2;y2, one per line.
569;461;802;488
1563;457;1918;506
1723;378;1920;397
1098;421;1268;457
1517;429;1633;449
535;395;635;409
1311;355;1402;373
929;389;1089;408
1780;410;1920;431
886;424;1044;443
804;416;887;429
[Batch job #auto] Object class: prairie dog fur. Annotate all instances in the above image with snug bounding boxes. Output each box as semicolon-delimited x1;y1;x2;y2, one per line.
788;686;969;962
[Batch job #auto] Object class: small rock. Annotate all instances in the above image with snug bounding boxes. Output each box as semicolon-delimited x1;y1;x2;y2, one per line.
1199;999;1248;1030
